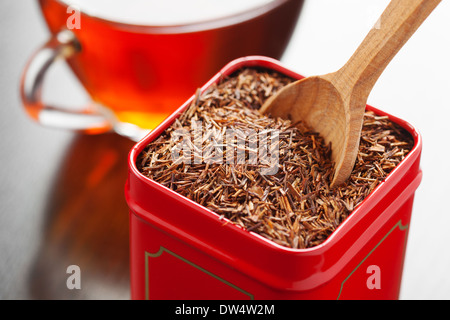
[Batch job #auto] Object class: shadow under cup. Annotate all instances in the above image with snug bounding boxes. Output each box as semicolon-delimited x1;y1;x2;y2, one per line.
21;0;304;140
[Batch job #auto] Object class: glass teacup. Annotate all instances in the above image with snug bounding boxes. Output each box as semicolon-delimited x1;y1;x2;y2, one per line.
21;0;304;140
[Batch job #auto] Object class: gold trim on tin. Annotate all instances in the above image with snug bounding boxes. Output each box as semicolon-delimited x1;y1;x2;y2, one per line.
337;220;409;300
145;246;254;300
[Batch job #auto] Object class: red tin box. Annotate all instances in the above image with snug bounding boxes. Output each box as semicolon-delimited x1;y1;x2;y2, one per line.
125;56;422;300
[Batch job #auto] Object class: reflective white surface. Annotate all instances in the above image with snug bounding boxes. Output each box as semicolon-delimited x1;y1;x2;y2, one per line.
282;0;450;300
1;0;449;300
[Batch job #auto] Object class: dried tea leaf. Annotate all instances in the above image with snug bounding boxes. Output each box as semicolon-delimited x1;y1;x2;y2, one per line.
137;68;414;249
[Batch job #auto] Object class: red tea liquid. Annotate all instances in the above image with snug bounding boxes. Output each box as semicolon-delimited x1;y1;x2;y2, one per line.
39;0;303;129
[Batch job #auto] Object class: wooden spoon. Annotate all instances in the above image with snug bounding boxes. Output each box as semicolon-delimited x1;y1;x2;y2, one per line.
260;0;440;187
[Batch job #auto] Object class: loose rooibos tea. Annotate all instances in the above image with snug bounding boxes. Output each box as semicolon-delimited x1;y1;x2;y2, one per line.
137;68;414;249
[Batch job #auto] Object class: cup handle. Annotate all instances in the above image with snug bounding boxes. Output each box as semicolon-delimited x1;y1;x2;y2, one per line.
20;29;149;140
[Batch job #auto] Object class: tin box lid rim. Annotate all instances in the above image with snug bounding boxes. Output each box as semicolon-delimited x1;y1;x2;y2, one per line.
126;55;423;254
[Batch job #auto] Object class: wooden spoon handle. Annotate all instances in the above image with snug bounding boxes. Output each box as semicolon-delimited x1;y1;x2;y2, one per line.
333;0;441;100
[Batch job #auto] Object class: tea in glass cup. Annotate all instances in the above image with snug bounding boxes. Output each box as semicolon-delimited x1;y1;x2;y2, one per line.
21;0;304;140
